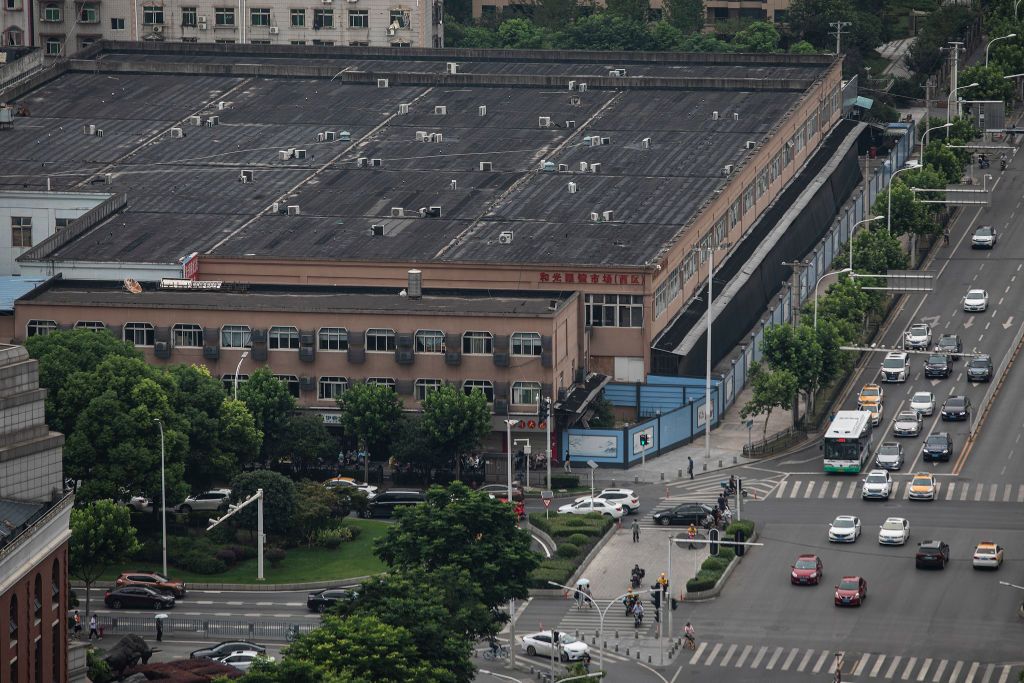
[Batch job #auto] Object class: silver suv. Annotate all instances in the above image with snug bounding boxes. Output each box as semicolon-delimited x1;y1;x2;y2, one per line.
903;324;931;350
176;489;231;514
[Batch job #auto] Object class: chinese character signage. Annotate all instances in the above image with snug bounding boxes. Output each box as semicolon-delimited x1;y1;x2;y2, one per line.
538;272;643;285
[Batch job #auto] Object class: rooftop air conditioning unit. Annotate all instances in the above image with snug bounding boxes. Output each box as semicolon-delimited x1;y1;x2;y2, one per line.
294;149;307;159
316;132;326;142
641;137;651;149
357;157;368;167
391;207;404;217
427;206;441;217
478;105;486;116
371;224;384;236
189;115;202;126
269;26;279;34
745;140;756;149
538;116;551;128
498;230;514;244
95;129;104;138
601;137;610;145
591;212;601;222
287;205;301;215
240;170;253;183
603;210;614;221
450;179;457;190
104;173;112;184
557;163;568;172
541;161;556;172
568;81;576;91
590;163;601;173
416;131;427;142
567;182;577;193
578;83;587;92
170;127;184;138
371;158;382;167
83;124;96;135
569;96;581;106
338;131;350;141
565;120;576;129
608;69;624;77
432;133;443;143
205;116;219;126
271;202;280;213
377;79;389;88
447;62;458;74
579;162;589;172
434;105;446;115
279;150;291;160
217;101;227;110
712;111;720;120
722;164;734;176
479;161;492;171
733;112;739;120
399;103;409;114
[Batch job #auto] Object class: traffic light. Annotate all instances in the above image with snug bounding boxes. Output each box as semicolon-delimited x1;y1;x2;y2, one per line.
709;528;720;557
735;529;746;557
538;396;549;422
639;433;650;447
650;588;661;609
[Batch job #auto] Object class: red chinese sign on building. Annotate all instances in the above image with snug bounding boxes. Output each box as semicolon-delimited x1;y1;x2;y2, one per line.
539;272;643;285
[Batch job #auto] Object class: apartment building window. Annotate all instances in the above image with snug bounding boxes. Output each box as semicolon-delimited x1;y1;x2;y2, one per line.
682;251;698;280
311;39;333;44
250;7;270;25
318;376;348;400
290;39;306;44
512;381;541;405
33;575;42;622
4;27;25;45
182;36;198;41
51;562;60;606
110;17;125;29
9;595;18;645
388;9;408;27
290;9;304;26
348;40;368;45
274;374;300;397
755;167;769;199
462;331;492;355
124;322;155;346
172;323;203;347
462;379;494;402
654;270;681;319
56;217;73;229
215;7;235;25
181;6;197;25
348;9;367;27
318;327;348;351
313;8;332;27
221;374;249;391
742;183;755;214
268;325;299;350
714;217;728;246
42;3;61;21
11;216;32;247
414;378;442;400
74;321;105;331
142;5;163;24
52;624;60;681
415;329;444;353
27;320;57;337
585;294;643;328
390;41;411;47
366;328;396;352
5;0;20;10
78;3;98;22
221;324;252;348
511;332;542;356
214;38;235;42
366;377;396;390
728;200;740;229
769;153;782;183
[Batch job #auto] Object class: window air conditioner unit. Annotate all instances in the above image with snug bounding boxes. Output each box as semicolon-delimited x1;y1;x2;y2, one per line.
722;164;734;176
391;207;404;217
590;163;601;173
188;115;202;126
152;25;163;33
279;150;291;160
591;212;601;222
447;62;458;74
269;26;279;34
205;116;219;126
603;210;614;221
745;140;756;149
294;149;307;159
317;132;326;142
370;158;382;167
198;15;207;22
578;83;587;92
478;105;487;116
399;103;409;114
641;137;651;149
198;21;208;29
357;157;368;167
498;230;514;244
434;105;446;115
567;182;577;193
377;79;389;88
371;224;384;236
538;116;551;128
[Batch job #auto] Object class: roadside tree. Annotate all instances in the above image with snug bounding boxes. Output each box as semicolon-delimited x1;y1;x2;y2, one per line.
238;368;296;464
419;384;491;475
336;381;404;479
663;0;703;33
229;470;298;537
740;363;798;437
70;500;142;616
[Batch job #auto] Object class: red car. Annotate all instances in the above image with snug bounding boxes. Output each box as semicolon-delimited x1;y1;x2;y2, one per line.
790;554;823;585
834;576;867;607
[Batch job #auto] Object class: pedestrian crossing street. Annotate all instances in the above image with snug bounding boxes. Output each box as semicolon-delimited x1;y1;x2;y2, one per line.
556;600;653;640
685;642;1017;683
770;478;1024;503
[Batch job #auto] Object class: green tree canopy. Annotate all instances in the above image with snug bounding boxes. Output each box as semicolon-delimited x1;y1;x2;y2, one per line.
238;367;297;462
760;323;823;400
837;225;909;275
229;469;298;537
419;384;491;473
740;363;798;437
557;14;653;50
497;17;549;48
958;65;1016;104
921;141;964;185
533;0;578;28
731;21;780;52
788;40;817;54
292;480;345;546
70;500;142;616
663;0;702;33
872;180;936;236
278;412;335;473
336;381;404;460
604;0;650;23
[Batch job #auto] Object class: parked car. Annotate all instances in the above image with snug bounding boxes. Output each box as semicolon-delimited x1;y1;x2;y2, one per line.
176;489;231;514
115;571;186;598
652;503;714;527
557;499;625;519
908;472;936;500
922;433;952;462
324;477;378;497
972;541;1004;569
834;576;867;607
827;515;861;543
910;391;935;416
924;354;952;379
941;396;971;421
967;354;993;382
893;410;923;437
520;631;590;662
903;324;931;350
915;540;950;569
971;225;997;248
307;588;353;613
874;443;904;470
191;641;267;660
479;484;525;502
104;586;176;610
362;489;426;518
577;488;640;514
791;554;823;585
963;289;989;313
861;470;892;500
878;517;910;545
214;650;274;672
935;334;963;360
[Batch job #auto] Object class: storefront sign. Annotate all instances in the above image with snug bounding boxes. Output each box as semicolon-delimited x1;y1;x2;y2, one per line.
538;272;643;285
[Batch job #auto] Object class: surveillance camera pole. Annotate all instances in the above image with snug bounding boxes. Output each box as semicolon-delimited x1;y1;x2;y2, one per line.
208;489;265;580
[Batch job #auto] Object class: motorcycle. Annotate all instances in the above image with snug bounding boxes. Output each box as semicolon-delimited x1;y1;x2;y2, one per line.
1001;159;1007;171
630;570;644;589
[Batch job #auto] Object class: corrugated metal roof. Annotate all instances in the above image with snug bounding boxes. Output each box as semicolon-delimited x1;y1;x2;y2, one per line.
0;277;45;311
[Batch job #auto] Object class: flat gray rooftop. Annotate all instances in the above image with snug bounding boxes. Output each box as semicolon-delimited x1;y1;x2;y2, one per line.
5;45;834;268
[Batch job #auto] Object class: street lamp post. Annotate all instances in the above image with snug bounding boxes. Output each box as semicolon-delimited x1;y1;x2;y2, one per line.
233;350;249;400
813;268;852;330
847;216;885;272
946;82;979;123
920;122;953;161
1017;0;1023;19
503;419;517;502
986;34;1016;67
887;162;921;234
153;418;167;578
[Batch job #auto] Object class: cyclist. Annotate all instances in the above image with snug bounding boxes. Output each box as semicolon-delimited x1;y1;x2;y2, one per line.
683;622;696;649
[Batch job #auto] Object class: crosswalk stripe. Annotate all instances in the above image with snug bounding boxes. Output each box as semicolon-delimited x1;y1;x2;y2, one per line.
847;482;857;498
945;483;955;500
829;654;842;674
904;482;912;499
813;649;832;673
902;656;918;679
997;665;1012;683
718;643;737;667
704;642;723;666
1003;484;1012;502
797;649;814;672
688;642;707;665
790;482;802;498
870;655;887;677
934;483;941;497
886;656;903;679
981;663;995;682
917;657;932;681
780;648;799;671
765;646;784;670
949;660;964;682
734;644;752;668
1018;485;1024;503
776;481;788;498
750;645;768;668
990;484;998;502
975;484;984;501
932;659;948;682
891;482;900;498
833;481;843;498
805;481;816;498
961;485;969;501
854;653;871;675
819;483;828;498
964;661;980;681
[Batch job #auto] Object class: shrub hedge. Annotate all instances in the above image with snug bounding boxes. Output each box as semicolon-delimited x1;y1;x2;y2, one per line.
549;473;580;489
556;543;579;559
684;520;756;594
528;512;617;588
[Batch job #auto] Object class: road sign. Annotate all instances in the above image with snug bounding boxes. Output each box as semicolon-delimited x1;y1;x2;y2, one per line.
542;499;551;508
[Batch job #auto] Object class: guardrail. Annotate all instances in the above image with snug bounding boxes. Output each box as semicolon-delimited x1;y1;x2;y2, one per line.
742;427;807;458
92;615;319;642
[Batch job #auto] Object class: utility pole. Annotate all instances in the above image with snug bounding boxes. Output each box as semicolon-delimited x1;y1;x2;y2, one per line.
924;79;932;145
941;42;965;120
829;21;852;56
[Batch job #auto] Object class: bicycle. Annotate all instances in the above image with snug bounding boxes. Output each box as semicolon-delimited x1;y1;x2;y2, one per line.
683;635;697;650
482;644;511;661
285;624;300;642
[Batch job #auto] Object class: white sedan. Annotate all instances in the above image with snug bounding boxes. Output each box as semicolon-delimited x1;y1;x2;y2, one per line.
963;289;989;312
828;515;862;543
878;517;910;545
557;499;625;519
214;651;275;672
521;631;590;662
575;488;640;514
910;391;935;416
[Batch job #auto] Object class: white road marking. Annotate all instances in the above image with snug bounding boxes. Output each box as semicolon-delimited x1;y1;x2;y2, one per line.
917;658;932;681
945;482;955;500
961;484;969;501
780;648;799;671
870;654;887;677
805;481;816;498
964;661;980;681
814;650;833;673
854;653;871;676
990;484;998;502
948;660;964;682
1004;484;1012;502
734;644;753;668
931;659;948;682
976;484;984;501
750;645;768;668
703;642;723;666
1018;485;1024;503
902;657;918;680
886;656;903;679
797;649;815;672
775;481;788;498
765;646;784;670
718;643;737;667
833;481;843;498
997;665;1012;683
688;642;707;665
790;482;802;498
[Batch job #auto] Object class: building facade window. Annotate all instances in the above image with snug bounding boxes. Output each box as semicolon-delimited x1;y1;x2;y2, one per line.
33;574;42;621
221;324;252;348
250;7;270;25
682;251;698;280
181;6;197;25
9;594;18;644
462;331;493;354
27;320;57;337
44;37;62;54
714;216;728;245
74;321;105;331
110;17;125;29
142;5;163;23
318;327;348;351
511;332;542;356
366;328;396;352
311;38;333;45
415;329;444;353
742;183;755;214
78;3;98;22
755;167;769;199
221;374;249;392
348;9;367;27
11;216;32;247
52;623;60;681
585;294;643;327
42;3;60;20
214;7;235;25
318;376;348;400
414;378;442;400
274;374;300;397
290;39;306;44
349;40;368;46
512;381;541;405
268;325;299;350
654;269;681;318
172;323;203;347
366;377;396;389
182;36;199;41
124;322;155;346
290;8;304;26
51;561;61;607
462;379;493;402
389;8;408;27
728;200;741;229
313;8;332;27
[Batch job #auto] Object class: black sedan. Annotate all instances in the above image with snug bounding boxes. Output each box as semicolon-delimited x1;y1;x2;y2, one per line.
967;355;993;382
935;334;962;360
104;586;176;610
191;641;267;660
652;503;714;527
924;354;952;378
922;433;953;462
916;540;950;569
307;588;353;612
941;396;971;421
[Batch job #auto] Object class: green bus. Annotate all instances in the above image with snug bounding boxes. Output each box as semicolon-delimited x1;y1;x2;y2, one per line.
823;410;874;473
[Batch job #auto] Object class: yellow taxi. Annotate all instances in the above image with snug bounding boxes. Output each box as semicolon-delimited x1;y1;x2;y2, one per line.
908;472;936;501
972;541;1004;569
858;384;884;406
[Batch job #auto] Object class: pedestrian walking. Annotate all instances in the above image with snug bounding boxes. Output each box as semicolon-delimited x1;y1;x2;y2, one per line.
155;617;163;642
88;614;98;641
688;523;697;549
72;611;82;640
631;518;640;543
687;456;694;480
563;453;572;473
943;229;950;246
632;599;645;628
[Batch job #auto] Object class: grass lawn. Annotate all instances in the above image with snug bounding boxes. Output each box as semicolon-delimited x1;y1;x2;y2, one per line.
106;518;389;585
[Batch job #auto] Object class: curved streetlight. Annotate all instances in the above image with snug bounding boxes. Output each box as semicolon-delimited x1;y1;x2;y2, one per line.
153;418;167;578
987;33;1017;67
233;349;249;400
920;122;953;160
813;268;852;330
947;82;979;123
847;216;885;272
887;161;921;235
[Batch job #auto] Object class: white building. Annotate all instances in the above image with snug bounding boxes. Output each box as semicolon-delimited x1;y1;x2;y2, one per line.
0;191;110;276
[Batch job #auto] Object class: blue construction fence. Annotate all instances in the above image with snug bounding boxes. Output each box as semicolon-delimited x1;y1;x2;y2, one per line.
563;123;915;469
